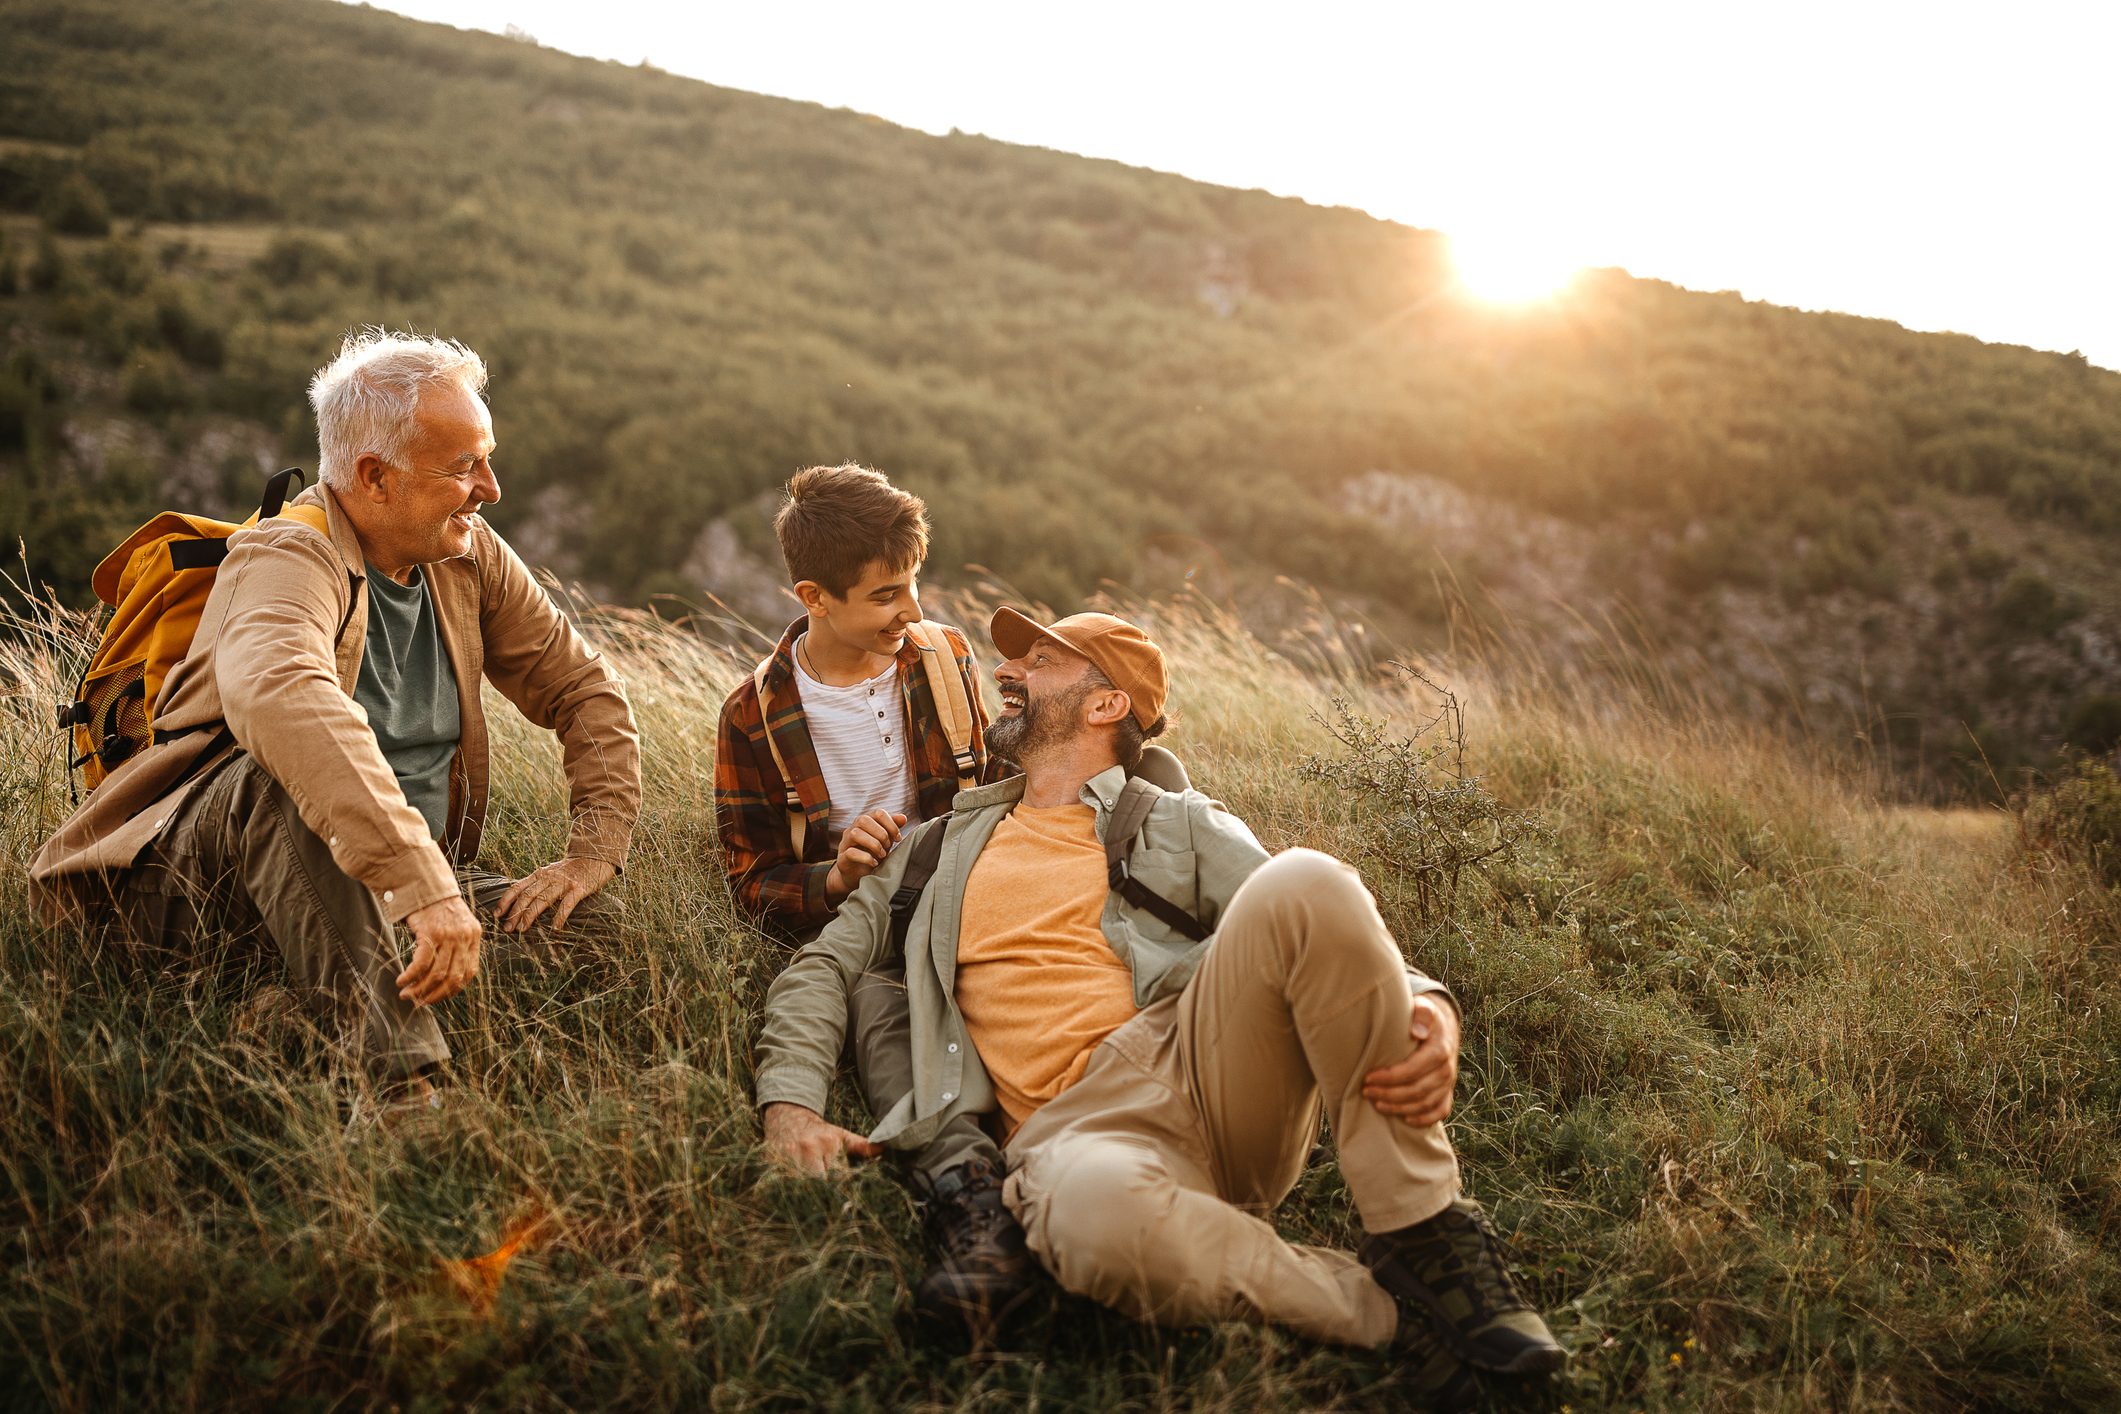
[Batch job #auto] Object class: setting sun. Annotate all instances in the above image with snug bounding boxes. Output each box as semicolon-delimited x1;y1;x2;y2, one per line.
1449;230;1581;303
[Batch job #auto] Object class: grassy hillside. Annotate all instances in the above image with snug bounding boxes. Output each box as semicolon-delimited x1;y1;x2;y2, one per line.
2;0;2118;797
2;591;2116;1411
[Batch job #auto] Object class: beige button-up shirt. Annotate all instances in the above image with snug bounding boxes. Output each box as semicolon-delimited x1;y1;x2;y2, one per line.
31;484;640;923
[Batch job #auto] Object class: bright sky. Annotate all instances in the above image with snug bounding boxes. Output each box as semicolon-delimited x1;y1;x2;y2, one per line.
376;0;2121;369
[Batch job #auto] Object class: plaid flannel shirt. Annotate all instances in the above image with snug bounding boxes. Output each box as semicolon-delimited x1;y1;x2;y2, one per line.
715;615;1002;929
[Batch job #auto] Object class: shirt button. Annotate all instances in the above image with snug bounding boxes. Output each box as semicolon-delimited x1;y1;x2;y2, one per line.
383;890;394;903
329;836;338;847
947;1043;959;1053
941;1091;954;1102
153;819;165;829
884;735;891;743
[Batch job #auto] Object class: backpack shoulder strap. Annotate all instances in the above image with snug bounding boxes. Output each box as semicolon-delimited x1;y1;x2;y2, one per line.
887;814;952;955
906;621;979;789
752;655;809;859
1105;776;1209;942
276;504;329;537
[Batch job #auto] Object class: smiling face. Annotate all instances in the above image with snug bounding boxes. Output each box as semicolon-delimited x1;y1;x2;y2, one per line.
989;636;1101;764
800;557;923;664
348;381;499;580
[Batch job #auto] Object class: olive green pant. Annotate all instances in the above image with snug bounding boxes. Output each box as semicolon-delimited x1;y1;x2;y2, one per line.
95;754;611;1082
849;963;1004;1182
1000;849;1463;1348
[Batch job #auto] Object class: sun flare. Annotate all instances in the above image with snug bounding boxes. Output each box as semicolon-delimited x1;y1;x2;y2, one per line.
1449;231;1580;303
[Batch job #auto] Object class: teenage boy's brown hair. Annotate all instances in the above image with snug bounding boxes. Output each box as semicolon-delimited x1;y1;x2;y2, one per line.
774;464;930;598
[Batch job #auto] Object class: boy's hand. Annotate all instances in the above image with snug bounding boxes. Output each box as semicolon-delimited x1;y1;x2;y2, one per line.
825;809;908;901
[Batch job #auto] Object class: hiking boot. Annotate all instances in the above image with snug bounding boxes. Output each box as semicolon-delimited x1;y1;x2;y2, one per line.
912;1158;1038;1333
1360;1198;1565;1375
1392;1310;1482;1410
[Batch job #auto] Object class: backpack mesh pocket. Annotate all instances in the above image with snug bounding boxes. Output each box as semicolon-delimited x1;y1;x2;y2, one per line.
71;660;150;789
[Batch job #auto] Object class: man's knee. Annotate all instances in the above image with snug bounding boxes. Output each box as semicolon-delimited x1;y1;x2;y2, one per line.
1012;1139;1173;1294
1249;847;1367;904
1229;849;1392;952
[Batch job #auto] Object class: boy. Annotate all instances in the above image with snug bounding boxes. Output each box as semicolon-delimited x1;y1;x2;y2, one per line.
715;463;997;933
715;464;1028;1332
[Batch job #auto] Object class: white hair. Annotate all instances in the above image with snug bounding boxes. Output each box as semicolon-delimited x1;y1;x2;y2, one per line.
307;329;489;492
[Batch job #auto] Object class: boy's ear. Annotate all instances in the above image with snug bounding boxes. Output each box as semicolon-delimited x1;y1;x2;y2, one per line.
793;580;835;615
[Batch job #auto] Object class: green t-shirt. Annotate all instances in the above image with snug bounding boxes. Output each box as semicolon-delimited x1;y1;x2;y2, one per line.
353;564;462;840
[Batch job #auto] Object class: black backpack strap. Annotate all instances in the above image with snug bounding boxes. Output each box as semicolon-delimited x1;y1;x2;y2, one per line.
1105;776;1209;943
167;538;229;572
886;815;952;955
260;466;306;520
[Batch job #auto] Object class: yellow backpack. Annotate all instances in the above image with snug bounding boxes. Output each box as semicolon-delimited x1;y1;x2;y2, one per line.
58;468;324;790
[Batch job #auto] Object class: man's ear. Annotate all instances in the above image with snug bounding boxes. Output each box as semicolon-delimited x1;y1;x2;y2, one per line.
1084;687;1132;729
352;453;394;506
793;580;834;615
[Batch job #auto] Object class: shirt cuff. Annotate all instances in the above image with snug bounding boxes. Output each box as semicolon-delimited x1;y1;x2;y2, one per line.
565;812;632;873
362;842;460;923
800;861;838;923
755;1065;833;1116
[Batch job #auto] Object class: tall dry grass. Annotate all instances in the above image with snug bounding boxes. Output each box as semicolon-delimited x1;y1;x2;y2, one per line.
0;585;2114;1412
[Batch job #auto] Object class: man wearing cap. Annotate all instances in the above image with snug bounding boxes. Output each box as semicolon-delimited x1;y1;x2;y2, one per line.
754;608;1561;1400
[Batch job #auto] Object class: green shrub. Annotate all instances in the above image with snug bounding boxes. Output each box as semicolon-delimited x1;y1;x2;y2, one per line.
122;346;192;417
2065;695;2121;758
1298;668;1545;922
1995;567;2080;636
153;282;226;369
24;229;74;293
2018;760;2121;888
39;171;111;236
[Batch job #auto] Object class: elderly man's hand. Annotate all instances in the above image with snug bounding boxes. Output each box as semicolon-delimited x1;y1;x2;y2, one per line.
1361;992;1462;1128
825;809;907;902
763;1102;883;1175
496;857;615;933
397;896;482;1004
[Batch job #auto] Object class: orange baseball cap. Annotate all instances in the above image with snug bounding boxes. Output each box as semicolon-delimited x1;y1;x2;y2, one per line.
989;608;1169;729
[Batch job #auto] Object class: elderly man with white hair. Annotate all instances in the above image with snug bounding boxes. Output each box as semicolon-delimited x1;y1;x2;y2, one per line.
32;330;641;1105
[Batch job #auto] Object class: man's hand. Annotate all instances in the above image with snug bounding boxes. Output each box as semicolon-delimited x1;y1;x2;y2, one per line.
496;857;616;933
1362;993;1462;1128
824;809;908;902
397;895;482;1004
762;1101;883;1175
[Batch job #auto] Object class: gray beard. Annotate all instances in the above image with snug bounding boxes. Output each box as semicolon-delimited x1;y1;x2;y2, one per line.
986;679;1092;766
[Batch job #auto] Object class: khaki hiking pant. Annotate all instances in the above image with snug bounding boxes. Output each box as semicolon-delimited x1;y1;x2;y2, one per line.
1001;848;1462;1348
93;754;612;1083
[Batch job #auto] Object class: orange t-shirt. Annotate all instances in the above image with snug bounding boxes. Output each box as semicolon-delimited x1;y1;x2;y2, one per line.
955;802;1139;1132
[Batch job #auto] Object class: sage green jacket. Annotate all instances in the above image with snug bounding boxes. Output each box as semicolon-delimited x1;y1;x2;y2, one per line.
753;765;1453;1152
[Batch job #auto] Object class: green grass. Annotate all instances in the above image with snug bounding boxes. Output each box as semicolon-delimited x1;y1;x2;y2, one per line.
2;590;2116;1412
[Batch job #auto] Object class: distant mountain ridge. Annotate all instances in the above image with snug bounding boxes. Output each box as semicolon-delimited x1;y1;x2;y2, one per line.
1;0;2116;796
